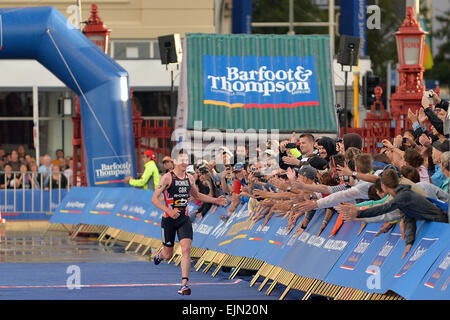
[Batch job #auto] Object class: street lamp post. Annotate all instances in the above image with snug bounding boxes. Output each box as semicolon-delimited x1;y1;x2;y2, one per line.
390;6;427;136
82;3;111;55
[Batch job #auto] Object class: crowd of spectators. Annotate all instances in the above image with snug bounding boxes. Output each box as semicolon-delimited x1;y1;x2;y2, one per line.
0;146;73;190
185;90;449;258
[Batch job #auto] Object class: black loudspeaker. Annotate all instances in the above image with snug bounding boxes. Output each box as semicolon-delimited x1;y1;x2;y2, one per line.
158;34;182;65
337;35;361;66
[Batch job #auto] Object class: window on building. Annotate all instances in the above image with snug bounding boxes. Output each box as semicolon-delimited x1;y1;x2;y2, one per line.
132;90;177;117
111;40;162;60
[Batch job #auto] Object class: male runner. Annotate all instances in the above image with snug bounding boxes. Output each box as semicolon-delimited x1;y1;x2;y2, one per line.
151;151;227;295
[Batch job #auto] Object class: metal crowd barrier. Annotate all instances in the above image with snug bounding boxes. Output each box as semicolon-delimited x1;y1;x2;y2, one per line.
0;171;71;215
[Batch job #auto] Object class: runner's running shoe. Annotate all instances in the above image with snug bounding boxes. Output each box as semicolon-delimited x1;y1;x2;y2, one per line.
178;285;191;295
153;248;163;265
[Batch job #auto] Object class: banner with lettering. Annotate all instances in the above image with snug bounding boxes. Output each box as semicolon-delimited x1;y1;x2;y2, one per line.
389;221;450;300
281;209;358;280
203;55;320;109
50;187;102;224
411;246;450;300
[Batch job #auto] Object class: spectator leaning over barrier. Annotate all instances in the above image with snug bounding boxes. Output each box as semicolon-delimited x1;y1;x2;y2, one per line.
440;151;450;193
403;148;430;182
293;153;377;214
281;133;316;167
190;165;215;223
316;136;337;164
220;162;248;222
421;90;448;137
338;169;448;259
431;139;450;188
124;150;160;191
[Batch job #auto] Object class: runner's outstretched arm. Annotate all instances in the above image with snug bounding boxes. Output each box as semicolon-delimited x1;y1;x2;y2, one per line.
188;175;228;206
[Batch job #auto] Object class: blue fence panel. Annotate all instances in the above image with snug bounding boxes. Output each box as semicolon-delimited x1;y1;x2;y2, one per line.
196;204;240;252
191;203;222;249
388;222;450;299
112;189;163;238
409;243;450;300
50;187;102;225
281;209;361;280
324;221;401;293
80;187;129;226
211;204;255;256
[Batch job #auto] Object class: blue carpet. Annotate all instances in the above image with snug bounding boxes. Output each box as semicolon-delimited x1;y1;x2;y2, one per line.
0;261;302;300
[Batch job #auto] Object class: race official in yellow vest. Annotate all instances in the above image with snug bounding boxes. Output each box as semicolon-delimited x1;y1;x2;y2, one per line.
124;150;160;190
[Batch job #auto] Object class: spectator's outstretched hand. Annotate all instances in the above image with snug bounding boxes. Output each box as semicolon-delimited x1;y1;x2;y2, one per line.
286;167;296;182
336;203;359;221
282;154;300;166
357;222;367;236
294;200;316;213
123;176;132;183
336;162;352;177
375;222;394;237
402;244;412;259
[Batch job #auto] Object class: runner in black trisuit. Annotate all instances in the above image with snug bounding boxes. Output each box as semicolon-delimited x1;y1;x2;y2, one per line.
151;151;227;295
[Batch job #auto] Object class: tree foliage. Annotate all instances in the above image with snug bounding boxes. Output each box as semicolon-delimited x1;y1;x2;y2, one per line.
424;8;450;87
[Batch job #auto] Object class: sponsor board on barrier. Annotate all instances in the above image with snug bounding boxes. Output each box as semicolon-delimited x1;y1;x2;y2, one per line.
424;251;450;289
341;231;377;271
366;232;402;274
50;187;100;224
394;238;438;278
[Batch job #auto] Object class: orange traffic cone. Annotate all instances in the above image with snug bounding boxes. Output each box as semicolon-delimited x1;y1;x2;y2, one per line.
0;207;5;224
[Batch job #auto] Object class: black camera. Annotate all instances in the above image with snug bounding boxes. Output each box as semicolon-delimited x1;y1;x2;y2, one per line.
376;142;384;148
285;142;297;149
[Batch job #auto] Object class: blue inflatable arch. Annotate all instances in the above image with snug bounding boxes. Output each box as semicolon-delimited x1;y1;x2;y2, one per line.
0;6;136;186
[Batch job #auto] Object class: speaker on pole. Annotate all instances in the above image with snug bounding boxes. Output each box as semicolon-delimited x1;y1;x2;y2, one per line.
157;34;182;65
337;35;361;66
337;35;360;134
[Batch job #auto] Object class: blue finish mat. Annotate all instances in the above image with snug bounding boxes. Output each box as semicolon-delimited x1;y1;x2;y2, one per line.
0;261;301;300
